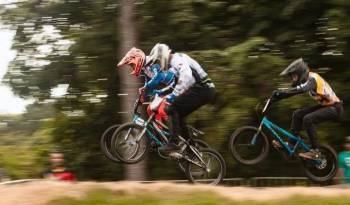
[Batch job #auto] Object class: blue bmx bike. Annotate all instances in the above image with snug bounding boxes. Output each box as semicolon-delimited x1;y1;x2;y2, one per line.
100;93;210;163
110;94;226;185
229;97;338;184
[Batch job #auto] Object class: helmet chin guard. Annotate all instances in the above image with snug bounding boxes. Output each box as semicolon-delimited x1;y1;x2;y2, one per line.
281;58;309;85
117;47;146;76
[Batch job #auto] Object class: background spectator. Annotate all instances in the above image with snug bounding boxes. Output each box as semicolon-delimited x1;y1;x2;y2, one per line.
43;151;76;182
338;137;350;184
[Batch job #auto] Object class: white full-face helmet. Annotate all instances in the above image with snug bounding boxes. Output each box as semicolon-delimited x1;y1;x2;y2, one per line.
149;43;171;70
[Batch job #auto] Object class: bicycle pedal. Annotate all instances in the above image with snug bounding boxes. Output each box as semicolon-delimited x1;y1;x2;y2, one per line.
298;152;320;160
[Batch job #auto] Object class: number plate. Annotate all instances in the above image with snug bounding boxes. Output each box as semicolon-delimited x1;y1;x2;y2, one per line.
134;117;145;126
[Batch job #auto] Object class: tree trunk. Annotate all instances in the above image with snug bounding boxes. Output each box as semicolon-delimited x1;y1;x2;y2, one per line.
118;0;147;180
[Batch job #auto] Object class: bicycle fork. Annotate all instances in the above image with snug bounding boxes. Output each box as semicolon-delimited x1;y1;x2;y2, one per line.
135;113;155;142
251;122;264;145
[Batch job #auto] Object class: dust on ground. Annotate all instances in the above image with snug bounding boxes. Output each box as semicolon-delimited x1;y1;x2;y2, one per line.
1;180;350;205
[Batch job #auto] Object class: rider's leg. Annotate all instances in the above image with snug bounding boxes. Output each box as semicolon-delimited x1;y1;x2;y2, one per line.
273;105;323;150
303;105;341;148
160;94;196;152
160;85;215;152
299;103;342;158
175;86;215;141
167;109;181;143
178;116;190;140
291;105;322;136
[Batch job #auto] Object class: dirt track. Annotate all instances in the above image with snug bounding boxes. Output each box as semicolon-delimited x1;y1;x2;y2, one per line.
1;180;350;205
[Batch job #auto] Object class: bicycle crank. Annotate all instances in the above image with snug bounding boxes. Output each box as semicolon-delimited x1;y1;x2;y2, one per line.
168;152;183;159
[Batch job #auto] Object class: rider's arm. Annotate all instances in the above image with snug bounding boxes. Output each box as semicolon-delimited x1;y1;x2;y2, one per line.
277;78;316;99
171;63;195;97
158;80;175;93
144;65;163;91
292;77;316;92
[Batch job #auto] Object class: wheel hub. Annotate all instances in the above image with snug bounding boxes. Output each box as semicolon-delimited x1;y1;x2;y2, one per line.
316;158;327;169
127;140;137;146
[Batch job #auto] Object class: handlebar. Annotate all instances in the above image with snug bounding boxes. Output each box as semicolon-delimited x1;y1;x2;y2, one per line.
133;89;166;114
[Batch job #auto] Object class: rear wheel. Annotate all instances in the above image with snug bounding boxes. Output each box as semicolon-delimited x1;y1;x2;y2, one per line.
100;124;120;162
111;123;149;164
185;148;226;185
302;144;338;184
229;126;270;165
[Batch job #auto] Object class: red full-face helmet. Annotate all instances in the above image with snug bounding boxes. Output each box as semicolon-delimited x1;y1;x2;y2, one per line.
117;47;146;76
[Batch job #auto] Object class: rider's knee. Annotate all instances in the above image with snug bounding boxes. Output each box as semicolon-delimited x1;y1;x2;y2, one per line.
293;109;303;119
303;114;314;126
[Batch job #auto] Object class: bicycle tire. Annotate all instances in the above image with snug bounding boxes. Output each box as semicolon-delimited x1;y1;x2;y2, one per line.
185;148;226;185
111;122;150;164
229;126;270;165
100;124;121;162
302;144;338;184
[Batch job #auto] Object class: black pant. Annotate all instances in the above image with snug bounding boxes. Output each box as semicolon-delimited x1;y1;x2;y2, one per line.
291;102;343;149
165;84;216;142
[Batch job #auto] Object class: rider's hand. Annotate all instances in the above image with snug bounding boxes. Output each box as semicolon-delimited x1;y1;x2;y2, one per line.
271;90;283;102
166;93;175;103
272;90;280;97
138;86;145;94
138;87;146;103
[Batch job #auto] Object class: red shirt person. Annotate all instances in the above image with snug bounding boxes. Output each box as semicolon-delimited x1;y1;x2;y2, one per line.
44;152;76;181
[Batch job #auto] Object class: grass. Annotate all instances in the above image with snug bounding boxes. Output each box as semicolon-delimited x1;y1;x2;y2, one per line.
48;188;350;205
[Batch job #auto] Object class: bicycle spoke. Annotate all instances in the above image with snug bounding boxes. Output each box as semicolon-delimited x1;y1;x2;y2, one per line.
124;128;132;141
186;148;225;185
112;123;149;164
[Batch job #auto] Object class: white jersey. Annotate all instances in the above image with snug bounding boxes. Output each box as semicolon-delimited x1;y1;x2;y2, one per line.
169;53;208;96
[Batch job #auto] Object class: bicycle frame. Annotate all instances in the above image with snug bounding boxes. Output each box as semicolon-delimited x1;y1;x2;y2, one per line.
253;98;311;156
133;113;207;168
128;92;170;146
130;92;208;168
133;113;170;146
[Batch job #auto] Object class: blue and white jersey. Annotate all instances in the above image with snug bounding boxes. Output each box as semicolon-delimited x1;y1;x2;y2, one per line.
142;64;175;95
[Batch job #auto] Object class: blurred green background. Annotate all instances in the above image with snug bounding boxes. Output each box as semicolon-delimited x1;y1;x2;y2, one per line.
0;0;349;180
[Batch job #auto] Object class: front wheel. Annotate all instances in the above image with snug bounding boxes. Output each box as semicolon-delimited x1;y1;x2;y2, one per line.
100;124;120;162
229;126;270;165
111;123;149;164
301;144;338;184
185;148;226;185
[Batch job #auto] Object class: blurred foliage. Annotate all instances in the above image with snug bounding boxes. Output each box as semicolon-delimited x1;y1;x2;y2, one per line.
0;103;54;179
0;0;349;179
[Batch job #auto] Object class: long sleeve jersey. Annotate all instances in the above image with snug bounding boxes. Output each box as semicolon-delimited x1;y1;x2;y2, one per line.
279;72;340;105
168;53;209;97
142;64;175;95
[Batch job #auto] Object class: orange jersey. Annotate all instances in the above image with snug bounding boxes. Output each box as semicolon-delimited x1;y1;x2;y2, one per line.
308;72;340;106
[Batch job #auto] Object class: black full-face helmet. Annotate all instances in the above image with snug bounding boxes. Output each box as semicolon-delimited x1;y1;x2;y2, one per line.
280;58;309;86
